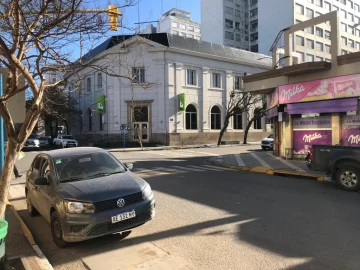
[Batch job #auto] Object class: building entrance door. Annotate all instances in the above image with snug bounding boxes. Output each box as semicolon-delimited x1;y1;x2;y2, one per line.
131;105;150;143
133;122;149;142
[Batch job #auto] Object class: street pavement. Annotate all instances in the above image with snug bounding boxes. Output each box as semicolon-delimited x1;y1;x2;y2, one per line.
8;145;360;270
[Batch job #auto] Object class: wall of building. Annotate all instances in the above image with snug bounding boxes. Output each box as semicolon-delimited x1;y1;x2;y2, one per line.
258;0;294;54
201;0;224;45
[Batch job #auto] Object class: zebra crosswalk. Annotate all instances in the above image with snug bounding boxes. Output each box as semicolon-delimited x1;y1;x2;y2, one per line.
131;164;236;178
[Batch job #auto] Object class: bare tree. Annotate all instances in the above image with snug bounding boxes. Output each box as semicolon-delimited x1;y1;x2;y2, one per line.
0;0;137;219
243;102;267;145
217;90;264;146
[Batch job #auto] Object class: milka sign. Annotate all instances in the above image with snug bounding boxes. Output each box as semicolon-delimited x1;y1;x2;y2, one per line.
303;133;322;143
342;129;360;146
278;73;360;104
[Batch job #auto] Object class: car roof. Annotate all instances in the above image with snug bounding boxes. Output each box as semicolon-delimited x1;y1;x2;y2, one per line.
41;147;107;159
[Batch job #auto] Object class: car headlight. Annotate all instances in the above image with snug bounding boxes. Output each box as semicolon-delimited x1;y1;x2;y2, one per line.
142;184;153;199
64;201;95;214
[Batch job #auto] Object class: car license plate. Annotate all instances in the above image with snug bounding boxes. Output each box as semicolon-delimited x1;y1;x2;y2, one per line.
111;210;136;224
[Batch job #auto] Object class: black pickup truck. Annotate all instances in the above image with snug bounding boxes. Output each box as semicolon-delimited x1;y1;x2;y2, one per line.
306;144;360;192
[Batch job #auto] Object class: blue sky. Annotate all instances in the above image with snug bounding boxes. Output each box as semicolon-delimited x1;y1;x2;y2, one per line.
68;0;200;60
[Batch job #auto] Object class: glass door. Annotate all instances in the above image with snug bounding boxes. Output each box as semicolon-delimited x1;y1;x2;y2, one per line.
133;122;149;142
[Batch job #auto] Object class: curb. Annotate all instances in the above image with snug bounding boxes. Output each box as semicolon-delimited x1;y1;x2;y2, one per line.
207;159;325;181
6;201;54;270
107;143;260;153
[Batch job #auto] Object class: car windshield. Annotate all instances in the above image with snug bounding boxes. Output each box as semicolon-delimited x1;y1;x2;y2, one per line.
267;134;274;138
28;134;38;139
62;136;74;140
53;152;126;183
39;137;48;140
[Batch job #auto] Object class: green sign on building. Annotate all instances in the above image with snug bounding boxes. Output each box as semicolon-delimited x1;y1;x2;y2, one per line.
96;95;105;113
179;93;185;112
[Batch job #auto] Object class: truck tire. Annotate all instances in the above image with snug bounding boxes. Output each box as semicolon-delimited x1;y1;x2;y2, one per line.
335;166;360;192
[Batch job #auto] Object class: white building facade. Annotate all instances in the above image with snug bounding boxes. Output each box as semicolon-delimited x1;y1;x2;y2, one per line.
202;0;360;57
157;8;201;40
65;34;272;146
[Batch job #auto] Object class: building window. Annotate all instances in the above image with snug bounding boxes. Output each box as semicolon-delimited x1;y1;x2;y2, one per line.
225;19;234;29
315;0;323;7
180;32;186;36
233;107;243;129
324;1;331;11
250;32;258;41
325;44;331;53
306;8;314;18
250;8;258;17
295;3;304;14
316;27;323;37
250;20;258;31
348;25;354;34
234;76;242;90
348;0;353;8
99;113;103;131
235;9;240;17
133;67;145;83
180;24;186;30
185;104;197;130
307;39;314;49
325;58;331;62
333;5;339;11
349;39;355;48
225;6;234;15
316;56;323;61
187;69;196;86
253;108;262;130
97;73;102;88
342;36;347;45
307;54;314;62
235;34;241;42
172;22;178;28
235;22;240;30
306;26;314;34
356;29;360;37
316;42;323;51
340;0;346;5
308;0;314;3
211;106;221;130
212;73;221;88
251;44;258;52
341;9;347;19
357;42;360;50
86;78;91;92
225;31;234;40
195;27;200;33
342;49;348;55
341;23;347;32
296;35;304;46
88;108;92;131
355;4;360;12
188;34;194;39
172;30;179;35
325;30;331;40
188;25;194;31
315;11;322;17
297;51;305;62
349;13;354;22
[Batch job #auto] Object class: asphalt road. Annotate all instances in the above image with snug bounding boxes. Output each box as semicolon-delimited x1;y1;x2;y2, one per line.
10;146;360;270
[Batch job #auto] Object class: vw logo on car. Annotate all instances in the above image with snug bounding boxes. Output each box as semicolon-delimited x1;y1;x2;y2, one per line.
117;198;125;208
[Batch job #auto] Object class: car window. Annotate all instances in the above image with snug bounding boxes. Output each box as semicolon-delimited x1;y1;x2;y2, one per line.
32;157;43;172
28;134;38;139
62;136;74;140
53;152;126;182
268;134;274;138
40;159;51;179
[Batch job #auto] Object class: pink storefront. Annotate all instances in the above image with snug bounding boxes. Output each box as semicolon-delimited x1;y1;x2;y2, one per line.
267;73;360;158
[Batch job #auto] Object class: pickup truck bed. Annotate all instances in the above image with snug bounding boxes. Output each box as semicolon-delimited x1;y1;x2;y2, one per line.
306;144;360;192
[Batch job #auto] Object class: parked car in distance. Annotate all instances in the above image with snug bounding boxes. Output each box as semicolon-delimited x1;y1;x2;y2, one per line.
25;147;155;248
23;134;40;150
53;135;78;148
305;144;360;192
261;134;274;150
39;136;50;148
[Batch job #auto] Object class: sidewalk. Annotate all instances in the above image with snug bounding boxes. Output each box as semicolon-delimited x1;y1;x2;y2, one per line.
106;142;261;152
5;204;53;270
208;150;326;181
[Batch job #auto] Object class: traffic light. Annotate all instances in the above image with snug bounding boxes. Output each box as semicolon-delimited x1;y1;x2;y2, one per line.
108;5;121;31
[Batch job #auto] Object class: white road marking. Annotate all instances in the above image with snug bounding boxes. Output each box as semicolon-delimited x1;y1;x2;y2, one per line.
265;152;306;172
203;165;236;171
235;154;245;167
179;150;220;156
172;165;205;172
249;153;271;168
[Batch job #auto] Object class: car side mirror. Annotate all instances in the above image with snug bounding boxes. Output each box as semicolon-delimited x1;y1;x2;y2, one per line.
124;163;133;170
34;177;49;185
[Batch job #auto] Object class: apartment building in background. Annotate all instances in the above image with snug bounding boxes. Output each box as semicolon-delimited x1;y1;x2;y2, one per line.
142;8;201;40
202;0;360;59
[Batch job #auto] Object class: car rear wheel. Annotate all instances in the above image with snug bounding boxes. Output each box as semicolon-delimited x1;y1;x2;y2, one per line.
26;193;39;217
51;212;69;248
114;231;131;241
336;166;360;192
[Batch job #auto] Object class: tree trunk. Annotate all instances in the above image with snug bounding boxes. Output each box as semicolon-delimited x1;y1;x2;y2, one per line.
64;120;70;135
243;119;254;145
0;140;19;219
217;116;230;146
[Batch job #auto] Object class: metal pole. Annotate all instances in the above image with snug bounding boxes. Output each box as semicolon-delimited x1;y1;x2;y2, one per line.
123;128;125;150
0;74;4;176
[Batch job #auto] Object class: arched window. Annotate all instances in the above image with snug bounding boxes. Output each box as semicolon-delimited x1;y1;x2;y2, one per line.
211;106;221;130
185;104;197;130
253;108;262;130
233;107;243;129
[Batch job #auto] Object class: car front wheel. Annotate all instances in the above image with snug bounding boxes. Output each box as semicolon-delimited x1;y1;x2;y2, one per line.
336;166;360;192
51;211;69;248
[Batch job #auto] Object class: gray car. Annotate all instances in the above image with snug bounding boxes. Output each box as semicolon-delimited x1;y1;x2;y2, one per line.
25;147;155;248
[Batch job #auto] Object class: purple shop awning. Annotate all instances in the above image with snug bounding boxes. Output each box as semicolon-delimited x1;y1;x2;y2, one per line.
266;106;279;119
287;98;358;114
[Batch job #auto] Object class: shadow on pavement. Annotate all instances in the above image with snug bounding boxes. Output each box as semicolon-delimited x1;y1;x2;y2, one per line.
16;156;360;270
